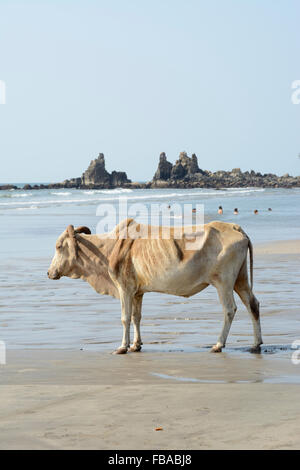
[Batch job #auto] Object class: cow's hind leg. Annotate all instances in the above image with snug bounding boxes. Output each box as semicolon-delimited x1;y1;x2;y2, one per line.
130;293;143;352
113;292;133;355
212;284;237;352
234;275;262;352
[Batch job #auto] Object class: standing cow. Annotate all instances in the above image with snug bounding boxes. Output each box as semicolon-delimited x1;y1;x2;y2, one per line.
48;219;262;354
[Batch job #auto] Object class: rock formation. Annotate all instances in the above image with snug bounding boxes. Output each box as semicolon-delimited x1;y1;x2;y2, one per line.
153;151;204;182
0;184;18;190
150;151;300;188
172;151;203;178
153;152;173;181
81;153;130;188
2;150;299;191
81;153;111;186
15;153;131;190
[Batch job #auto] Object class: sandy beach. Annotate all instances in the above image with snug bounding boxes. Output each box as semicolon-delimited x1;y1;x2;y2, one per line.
2;0;300;452
0;238;299;449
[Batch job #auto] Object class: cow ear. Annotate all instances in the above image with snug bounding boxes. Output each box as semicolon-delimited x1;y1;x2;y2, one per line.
75;226;91;235
67;224;78;258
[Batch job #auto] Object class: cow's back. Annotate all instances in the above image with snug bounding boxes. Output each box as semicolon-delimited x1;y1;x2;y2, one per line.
129;221;248;296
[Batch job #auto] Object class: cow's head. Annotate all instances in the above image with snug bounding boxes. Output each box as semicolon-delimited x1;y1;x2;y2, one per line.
47;225;91;280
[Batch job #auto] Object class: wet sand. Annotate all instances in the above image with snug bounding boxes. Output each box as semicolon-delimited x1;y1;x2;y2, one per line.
1;349;300;450
254;238;300;255
0;238;300;449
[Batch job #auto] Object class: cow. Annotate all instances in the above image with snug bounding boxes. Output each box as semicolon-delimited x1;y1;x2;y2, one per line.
47;218;262;354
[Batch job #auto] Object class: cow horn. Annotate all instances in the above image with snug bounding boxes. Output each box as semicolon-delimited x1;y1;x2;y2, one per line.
75;226;91;235
67;224;78;258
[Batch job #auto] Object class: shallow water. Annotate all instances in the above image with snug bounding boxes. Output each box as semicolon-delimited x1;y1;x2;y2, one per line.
1;252;299;354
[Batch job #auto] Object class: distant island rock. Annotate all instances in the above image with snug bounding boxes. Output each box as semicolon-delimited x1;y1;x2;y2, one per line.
150;152;300;189
62;152;131;189
2;153;131;190
153;151;205;182
1;150;300;190
80;153;130;188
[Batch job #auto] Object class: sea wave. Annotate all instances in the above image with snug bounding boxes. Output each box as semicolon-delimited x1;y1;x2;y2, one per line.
0;192;33;198
0;187;266;208
83;188;133;195
51;192;72;196
15;205;38;210
13;193;33;197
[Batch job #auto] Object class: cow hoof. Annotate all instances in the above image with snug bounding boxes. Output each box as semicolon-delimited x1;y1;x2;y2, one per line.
129;344;142;352
112;347;128;355
211;345;223;353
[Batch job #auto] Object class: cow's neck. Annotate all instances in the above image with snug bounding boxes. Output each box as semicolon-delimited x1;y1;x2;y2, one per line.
75;234;119;298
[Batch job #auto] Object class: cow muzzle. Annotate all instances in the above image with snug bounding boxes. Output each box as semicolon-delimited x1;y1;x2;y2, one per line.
47;269;61;280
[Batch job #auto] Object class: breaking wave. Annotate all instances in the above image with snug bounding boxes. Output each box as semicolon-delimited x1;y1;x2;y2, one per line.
83;188;133;195
0;187;266;208
51;192;72;196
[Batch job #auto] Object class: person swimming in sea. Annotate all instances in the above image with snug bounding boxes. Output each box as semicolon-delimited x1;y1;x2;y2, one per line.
268;208;272;211
234;208;238;215
218;206;223;215
254;209;258;214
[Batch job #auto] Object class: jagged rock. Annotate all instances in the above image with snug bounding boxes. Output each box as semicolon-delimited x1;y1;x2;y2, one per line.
171;151;202;178
177;151;201;175
80;153;130;188
153;152;173;181
110;170;129;186
0;184;18;190
68;178;82;187
12;150;300;191
81;153;111;186
171;161;186;179
150;151;300;188
152;151;205;184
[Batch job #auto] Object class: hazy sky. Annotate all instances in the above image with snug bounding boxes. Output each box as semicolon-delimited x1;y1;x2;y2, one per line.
1;0;300;183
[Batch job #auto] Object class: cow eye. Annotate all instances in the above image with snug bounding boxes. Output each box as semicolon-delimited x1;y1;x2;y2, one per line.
56;244;62;250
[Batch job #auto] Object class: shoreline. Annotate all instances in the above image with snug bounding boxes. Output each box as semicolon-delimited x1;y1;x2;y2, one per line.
1;182;300;190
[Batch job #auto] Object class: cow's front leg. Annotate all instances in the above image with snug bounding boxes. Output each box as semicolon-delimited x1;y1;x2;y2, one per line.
130;293;143;352
113;292;133;355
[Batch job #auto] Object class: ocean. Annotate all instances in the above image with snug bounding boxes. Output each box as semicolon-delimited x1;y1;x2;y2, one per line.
1;186;300;354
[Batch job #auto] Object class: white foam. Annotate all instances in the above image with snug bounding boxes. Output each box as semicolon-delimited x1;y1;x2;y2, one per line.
16;205;38;210
51;192;72;196
84;188;133;195
0;187;266;208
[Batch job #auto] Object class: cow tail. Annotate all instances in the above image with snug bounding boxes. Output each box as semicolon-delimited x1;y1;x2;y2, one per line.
235;225;259;319
248;237;253;291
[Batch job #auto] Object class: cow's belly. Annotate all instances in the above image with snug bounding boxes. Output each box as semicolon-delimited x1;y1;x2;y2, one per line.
143;270;209;297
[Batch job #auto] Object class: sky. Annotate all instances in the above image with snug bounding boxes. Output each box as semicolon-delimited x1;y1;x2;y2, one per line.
0;0;300;183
